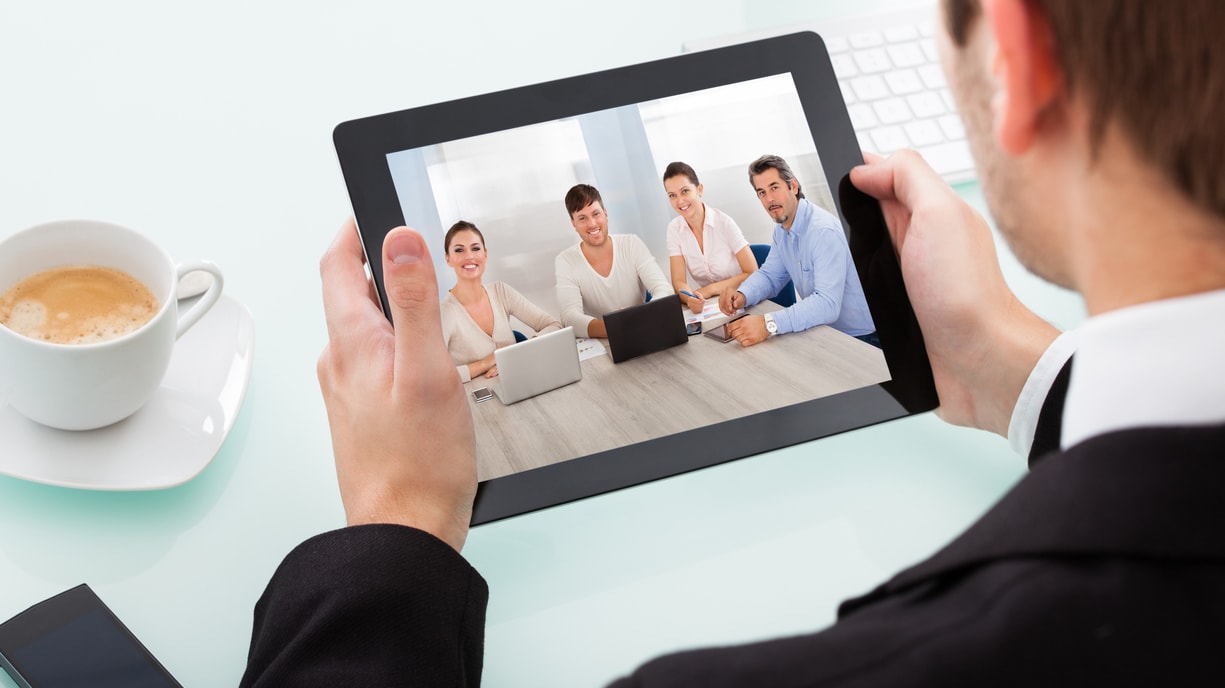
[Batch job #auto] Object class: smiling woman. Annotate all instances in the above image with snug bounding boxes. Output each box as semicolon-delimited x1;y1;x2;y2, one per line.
662;161;758;313
438;221;563;381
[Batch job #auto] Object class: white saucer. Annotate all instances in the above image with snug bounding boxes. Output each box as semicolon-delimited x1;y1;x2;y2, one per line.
0;294;255;490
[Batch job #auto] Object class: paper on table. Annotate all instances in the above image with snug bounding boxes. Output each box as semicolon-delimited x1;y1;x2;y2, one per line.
576;337;607;361
684;300;730;323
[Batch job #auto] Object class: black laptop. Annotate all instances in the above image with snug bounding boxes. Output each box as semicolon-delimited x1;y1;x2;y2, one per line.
603;293;689;363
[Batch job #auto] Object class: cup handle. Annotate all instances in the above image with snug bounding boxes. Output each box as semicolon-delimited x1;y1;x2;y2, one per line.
175;260;225;339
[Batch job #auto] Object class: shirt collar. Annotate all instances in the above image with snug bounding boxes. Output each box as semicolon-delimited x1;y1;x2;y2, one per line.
1063;288;1225;449
780;197;812;236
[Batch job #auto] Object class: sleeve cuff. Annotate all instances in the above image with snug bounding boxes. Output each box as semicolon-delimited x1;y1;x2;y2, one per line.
1007;329;1079;457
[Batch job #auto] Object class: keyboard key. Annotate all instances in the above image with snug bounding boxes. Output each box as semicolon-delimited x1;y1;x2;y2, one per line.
938;114;966;140
884;26;919;43
919;20;936;37
850;75;889;101
870;126;908;154
921;39;940;63
918;63;946;89
850;31;884;48
873;98;912;124
825;36;850;54
847;104;879;131
887;43;925;68
885;69;923;95
853;48;891;74
918;140;975;177
906;91;946;118
830;53;857;79
904;120;944;147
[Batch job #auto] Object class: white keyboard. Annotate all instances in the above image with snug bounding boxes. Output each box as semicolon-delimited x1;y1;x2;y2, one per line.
684;3;976;184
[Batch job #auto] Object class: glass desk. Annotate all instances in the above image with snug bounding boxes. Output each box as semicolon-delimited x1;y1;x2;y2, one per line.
0;1;1085;685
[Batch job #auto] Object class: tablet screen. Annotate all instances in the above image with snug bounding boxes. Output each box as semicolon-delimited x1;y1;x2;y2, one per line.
334;33;937;524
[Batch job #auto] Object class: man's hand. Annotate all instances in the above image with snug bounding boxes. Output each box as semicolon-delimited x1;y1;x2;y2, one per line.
719;289;746;316
316;219;477;552
726;314;769;347
850;151;1058;436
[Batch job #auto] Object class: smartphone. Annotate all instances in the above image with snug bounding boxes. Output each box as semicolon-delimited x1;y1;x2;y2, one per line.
703;313;748;342
473;387;493;403
685;321;702;336
0;584;181;688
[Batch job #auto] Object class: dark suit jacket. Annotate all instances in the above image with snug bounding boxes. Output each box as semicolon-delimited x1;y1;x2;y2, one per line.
242;422;1225;686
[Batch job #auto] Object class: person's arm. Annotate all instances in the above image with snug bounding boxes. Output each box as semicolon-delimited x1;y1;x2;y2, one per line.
242;221;486;686
632;237;673;302
442;300;497;381
851;151;1059;436
670;255;705;312
735;238;790;310
768;228;848;335
555;251;598;337
464;354;498;380
695;245;758;301
497;282;562;336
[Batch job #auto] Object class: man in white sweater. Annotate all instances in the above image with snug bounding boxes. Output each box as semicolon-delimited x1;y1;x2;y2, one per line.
554;184;672;338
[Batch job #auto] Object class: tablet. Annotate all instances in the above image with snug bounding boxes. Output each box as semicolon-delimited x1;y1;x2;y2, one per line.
334;32;937;525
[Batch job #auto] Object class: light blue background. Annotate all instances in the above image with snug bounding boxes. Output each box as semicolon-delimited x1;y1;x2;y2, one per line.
0;1;1085;686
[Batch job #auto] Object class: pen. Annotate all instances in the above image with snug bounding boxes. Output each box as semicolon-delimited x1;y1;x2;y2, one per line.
679;290;700;299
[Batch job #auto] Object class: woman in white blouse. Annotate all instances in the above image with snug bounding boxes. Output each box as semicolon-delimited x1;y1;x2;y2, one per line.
662;162;757;313
439;221;562;381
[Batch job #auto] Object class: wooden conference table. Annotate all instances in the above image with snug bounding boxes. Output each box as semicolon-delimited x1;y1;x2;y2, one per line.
465;304;891;481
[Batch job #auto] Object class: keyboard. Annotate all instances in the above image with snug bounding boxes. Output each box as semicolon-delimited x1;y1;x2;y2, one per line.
683;3;976;184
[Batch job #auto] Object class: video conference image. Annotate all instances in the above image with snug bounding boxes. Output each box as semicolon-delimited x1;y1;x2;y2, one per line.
386;74;891;482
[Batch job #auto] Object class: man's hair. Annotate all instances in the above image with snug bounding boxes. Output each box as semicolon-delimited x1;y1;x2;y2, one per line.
944;0;1225;222
444;220;484;253
565;184;604;218
662;161;700;186
747;154;804;199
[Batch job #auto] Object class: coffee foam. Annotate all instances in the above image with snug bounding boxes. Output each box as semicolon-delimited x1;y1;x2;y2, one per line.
0;266;160;345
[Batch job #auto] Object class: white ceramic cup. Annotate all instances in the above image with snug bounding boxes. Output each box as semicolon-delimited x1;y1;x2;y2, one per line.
0;220;224;431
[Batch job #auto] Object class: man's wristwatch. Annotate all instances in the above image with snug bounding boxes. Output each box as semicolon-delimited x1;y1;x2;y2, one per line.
763;312;778;337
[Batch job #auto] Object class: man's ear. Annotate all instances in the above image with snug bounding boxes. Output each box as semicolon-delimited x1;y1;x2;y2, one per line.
986;0;1062;154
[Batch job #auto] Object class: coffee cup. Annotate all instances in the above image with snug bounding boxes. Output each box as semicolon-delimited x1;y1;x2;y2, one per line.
0;220;224;431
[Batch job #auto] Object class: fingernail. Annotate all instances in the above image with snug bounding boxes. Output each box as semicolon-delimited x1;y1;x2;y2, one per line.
386;231;423;265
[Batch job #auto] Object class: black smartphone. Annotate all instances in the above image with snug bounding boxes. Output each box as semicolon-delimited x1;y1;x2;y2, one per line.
473;387;493;403
0;584;181;688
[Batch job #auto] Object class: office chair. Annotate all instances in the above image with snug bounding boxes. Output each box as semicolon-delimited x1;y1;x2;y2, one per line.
749;244;796;308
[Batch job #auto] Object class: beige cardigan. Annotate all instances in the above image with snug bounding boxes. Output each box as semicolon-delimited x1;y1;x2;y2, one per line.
440;281;563;382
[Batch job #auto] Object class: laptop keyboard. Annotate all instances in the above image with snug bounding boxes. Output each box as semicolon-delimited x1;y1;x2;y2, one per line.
683;2;976;184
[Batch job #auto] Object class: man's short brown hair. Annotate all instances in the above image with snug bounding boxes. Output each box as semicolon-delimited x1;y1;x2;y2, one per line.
565;184;604;219
943;0;1225;222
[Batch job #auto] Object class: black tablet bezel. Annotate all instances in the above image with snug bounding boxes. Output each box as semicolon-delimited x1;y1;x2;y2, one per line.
333;32;938;525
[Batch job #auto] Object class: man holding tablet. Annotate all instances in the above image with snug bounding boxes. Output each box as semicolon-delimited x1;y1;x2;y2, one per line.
720;154;876;347
554;183;673;339
242;1;1225;685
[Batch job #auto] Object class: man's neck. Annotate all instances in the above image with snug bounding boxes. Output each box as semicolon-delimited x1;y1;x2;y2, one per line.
581;237;613;265
781;197;803;232
1071;141;1225;315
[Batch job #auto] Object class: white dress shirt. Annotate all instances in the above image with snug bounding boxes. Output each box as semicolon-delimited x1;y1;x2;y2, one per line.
665;204;750;287
1009;288;1225;456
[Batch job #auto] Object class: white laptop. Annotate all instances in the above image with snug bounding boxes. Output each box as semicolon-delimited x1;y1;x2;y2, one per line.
490;326;582;404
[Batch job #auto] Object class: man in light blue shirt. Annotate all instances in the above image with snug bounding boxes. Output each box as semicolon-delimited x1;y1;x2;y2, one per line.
720;154;876;346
